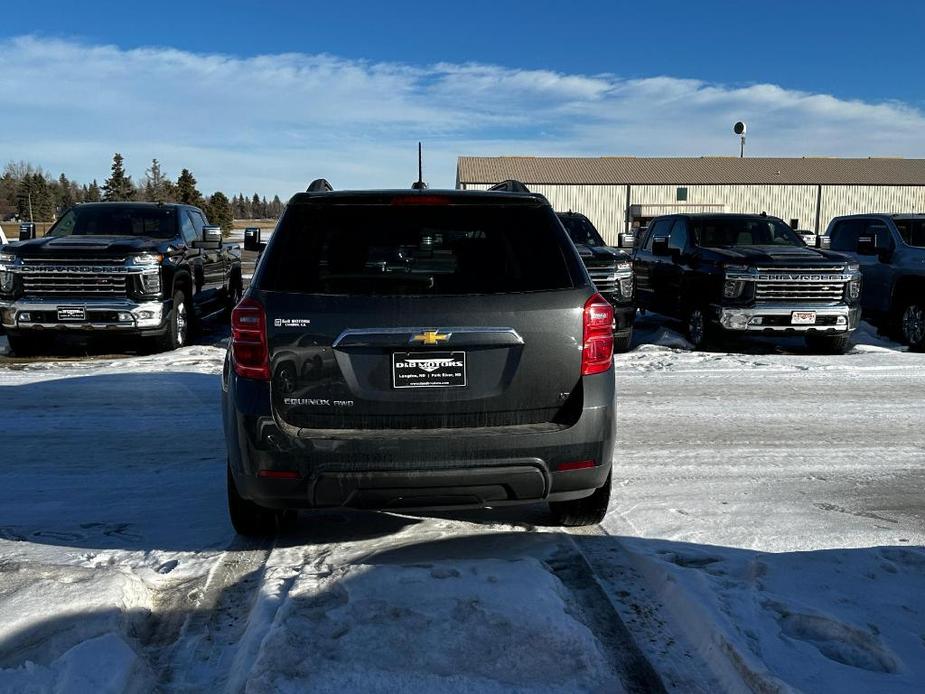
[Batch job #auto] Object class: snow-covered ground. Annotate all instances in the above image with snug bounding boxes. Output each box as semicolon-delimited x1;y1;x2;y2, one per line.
0;319;922;692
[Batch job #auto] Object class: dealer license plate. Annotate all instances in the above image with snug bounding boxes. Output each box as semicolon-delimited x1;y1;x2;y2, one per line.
392;351;467;389
791;311;817;325
57;306;86;322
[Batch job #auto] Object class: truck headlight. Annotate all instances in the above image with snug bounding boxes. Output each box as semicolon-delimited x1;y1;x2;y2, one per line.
724;279;745;298
139;271;161;294
723;264;753;299
849;279;861;300
0;251;17;263
128;253;163;266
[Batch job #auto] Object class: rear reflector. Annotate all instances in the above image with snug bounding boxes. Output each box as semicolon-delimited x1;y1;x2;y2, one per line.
231;297;270;380
257;470;300;479
581;293;614;376
558;460;596;472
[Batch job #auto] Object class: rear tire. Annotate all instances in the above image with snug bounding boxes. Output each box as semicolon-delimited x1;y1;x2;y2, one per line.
5;334;42;357
549;472;611;527
227;464;278;537
612;329;633;353
898;300;925;352
805;333;852;354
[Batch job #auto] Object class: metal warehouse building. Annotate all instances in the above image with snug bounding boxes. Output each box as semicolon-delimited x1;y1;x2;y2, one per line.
456;156;925;245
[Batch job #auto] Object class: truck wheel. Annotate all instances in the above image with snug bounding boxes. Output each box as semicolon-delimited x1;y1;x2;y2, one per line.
549;472;611;527
226;274;243;314
151;289;190;352
5;334;41;357
227;464;278;537
805;333;852;354
685;307;717;350
612;329;633;353
899;301;925;351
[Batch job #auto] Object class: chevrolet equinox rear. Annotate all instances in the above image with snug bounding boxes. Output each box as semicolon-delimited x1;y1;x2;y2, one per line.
222;184;616;534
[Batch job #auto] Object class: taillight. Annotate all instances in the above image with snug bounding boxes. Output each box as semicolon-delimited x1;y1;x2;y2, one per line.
231;297;269;380
582;293;614;376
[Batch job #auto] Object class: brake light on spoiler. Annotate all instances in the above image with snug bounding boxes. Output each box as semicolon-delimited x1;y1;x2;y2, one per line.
231;298;270;380
581;293;614;376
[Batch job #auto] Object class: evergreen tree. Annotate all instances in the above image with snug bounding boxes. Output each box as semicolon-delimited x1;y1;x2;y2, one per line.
251;193;261;218
143;158;171;202
207;191;234;233
102;153;136;201
57;173;75;211
85;180;102;202
270;195;284;218
177;169;202;205
16;174;55;221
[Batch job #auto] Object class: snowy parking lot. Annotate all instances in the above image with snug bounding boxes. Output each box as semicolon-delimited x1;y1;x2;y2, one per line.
0;317;922;693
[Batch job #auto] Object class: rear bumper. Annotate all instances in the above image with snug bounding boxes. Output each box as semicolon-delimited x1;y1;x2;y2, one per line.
0;297;169;336
713;303;860;334
223;362;615;511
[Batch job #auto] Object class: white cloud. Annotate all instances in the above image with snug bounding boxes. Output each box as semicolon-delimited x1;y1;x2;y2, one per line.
0;35;923;195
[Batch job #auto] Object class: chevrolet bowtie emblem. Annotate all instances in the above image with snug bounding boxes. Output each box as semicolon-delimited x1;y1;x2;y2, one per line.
411;330;451;345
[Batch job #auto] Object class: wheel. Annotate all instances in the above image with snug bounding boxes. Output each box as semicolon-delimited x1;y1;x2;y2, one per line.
227;464;278;537
685;307;718;350
5;334;41;357
898;301;925;351
226;274;243;313
549;472;611;527
805;333;852;354
612;329;633;353
151;289;190;352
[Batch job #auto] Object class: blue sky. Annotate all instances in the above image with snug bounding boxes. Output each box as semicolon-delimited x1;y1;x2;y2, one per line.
1;1;923;195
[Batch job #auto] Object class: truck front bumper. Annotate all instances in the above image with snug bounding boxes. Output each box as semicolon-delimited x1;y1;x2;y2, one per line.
714;303;860;333
0;297;169;335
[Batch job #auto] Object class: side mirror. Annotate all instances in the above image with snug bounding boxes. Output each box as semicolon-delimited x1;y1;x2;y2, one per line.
244;227;262;252
816;236;831;250
651;236;670;256
618;232;635;249
193;225;223;250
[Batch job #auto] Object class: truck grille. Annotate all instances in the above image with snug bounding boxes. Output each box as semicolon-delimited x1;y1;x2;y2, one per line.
22;272;129;296
19;258;131;297
754;265;848;303
587;264;618;292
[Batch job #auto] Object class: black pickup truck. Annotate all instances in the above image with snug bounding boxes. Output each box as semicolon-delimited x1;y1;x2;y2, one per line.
822;214;925;350
633;213;862;353
0;202;242;354
557;211;635;351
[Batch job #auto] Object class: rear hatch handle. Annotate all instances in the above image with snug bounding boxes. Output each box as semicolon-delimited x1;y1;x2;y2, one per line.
332;326;524;349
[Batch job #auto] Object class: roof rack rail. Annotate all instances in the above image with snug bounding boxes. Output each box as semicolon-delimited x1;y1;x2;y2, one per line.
488;179;531;193
307;178;334;192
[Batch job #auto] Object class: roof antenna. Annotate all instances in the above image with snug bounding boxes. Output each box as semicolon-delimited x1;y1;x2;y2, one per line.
411;142;428;190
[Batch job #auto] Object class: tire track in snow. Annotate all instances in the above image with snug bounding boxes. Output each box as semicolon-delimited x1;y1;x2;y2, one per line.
143;537;274;693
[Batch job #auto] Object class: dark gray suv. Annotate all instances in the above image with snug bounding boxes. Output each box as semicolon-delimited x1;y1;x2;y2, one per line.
222;184;616;534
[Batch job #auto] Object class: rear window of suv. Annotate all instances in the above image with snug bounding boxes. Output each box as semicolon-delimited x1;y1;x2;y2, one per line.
258;203;578;295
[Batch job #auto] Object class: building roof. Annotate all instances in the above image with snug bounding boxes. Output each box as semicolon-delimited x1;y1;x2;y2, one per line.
457;156;925;186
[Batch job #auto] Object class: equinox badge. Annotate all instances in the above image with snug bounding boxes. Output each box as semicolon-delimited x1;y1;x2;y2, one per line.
411;330;451;345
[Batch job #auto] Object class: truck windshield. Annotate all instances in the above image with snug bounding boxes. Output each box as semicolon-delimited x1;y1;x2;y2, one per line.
893;219;925;247
558;215;606;246
48;207;178;239
259;203;577;296
694;217;804;248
